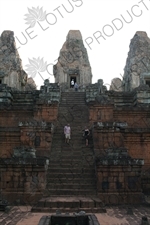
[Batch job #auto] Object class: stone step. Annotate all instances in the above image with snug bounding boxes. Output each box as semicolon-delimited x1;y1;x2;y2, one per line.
48;155;94;160
32;196;105;212
51;147;93;150
47;165;95;170
60;98;85;101
58;108;88;111
58;112;88;115
53;135;89;138
48;154;94;160
46;184;96;189
61;96;85;99
58;106;87;109
47;164;95;169
57;117;88;120
48;154;94;158
51;148;92;151
49;160;93;163
49;151;93;155
60;100;86;102
48;162;95;169
60;98;86;100
48;158;94;163
55;126;89;129
48;154;94;159
47;168;95;173
52;144;92;149
52;133;89;137
58;109;88;112
51;142;91;146
59;103;86;106
51;145;92;150
48;156;94;162
59;103;87;106
47;177;96;183
53;136;88;140
52;137;92;141
50;149;93;153
59;105;87;108
56;120;89;124
43;189;97;196
50;144;93;149
56;121;89;124
51;143;92;147
61;93;85;96
57;115;88;119
61;96;85;98
48;160;94;165
55;122;89;126
56;127;89;131
32;207;106;213
47;173;95;179
60;96;85;99
60;99;86;102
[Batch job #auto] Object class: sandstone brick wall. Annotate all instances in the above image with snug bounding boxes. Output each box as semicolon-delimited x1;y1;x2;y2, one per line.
90;104;150;195
89;106;113;122
20;126;53;157
0;158;47;204
90;105;150;168
96;165;143;204
34;104;58;122
0;128;20;157
0;103;58;158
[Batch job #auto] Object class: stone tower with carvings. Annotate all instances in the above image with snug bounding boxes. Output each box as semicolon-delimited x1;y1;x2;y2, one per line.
53;30;92;88
0;31;28;90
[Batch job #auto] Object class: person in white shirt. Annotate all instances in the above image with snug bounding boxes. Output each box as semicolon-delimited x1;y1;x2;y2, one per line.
64;124;71;143
71;79;74;88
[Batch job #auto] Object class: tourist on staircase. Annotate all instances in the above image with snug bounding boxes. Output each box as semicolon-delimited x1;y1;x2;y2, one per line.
74;82;78;91
83;126;90;146
71;79;74;88
64;124;71;144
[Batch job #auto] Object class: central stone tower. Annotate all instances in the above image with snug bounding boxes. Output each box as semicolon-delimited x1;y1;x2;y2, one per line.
53;30;92;88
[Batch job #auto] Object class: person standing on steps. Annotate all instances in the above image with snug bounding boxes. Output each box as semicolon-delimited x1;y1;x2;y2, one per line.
74;82;78;91
71;79;74;88
83;126;90;146
64;124;71;144
64;124;67;142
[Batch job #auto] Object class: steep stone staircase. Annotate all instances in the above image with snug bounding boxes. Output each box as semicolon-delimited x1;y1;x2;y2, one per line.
32;91;104;212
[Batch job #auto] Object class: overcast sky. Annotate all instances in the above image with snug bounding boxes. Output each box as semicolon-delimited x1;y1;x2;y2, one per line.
0;0;150;89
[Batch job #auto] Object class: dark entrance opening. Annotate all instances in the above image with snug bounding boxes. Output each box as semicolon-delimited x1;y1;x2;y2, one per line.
0;80;2;84
70;76;76;88
146;80;150;87
38;214;100;225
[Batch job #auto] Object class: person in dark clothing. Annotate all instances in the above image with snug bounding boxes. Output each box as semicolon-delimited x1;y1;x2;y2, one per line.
83;126;90;146
74;82;78;91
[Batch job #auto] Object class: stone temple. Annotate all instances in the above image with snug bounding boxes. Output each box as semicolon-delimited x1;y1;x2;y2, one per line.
0;30;150;213
53;30;92;88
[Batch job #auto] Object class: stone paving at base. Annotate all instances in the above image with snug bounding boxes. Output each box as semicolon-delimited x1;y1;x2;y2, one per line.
0;206;150;225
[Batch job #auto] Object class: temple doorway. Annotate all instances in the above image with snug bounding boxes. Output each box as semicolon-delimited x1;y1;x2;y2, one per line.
70;76;77;88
